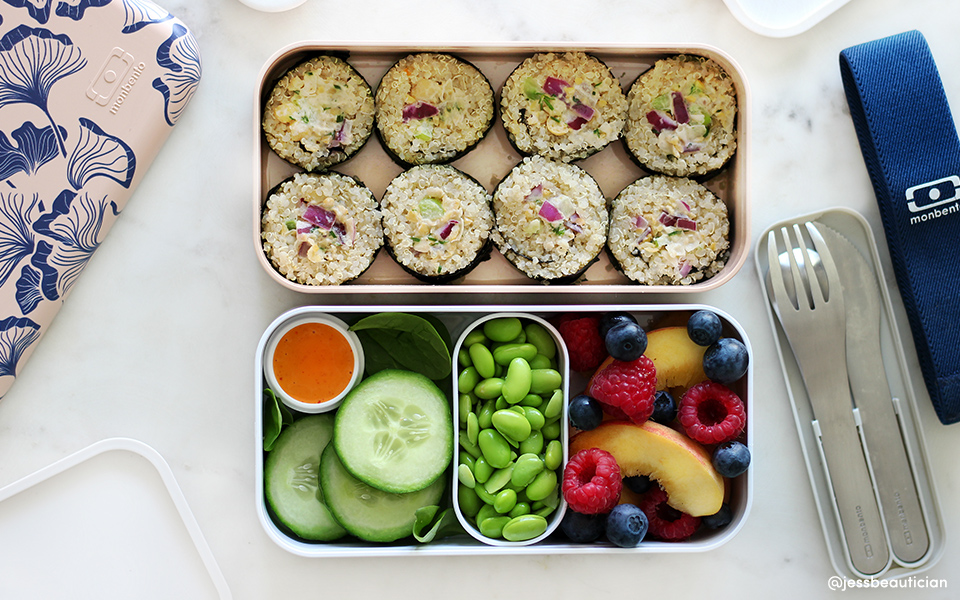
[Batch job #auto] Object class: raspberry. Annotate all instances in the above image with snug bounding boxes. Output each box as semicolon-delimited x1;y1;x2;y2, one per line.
678;381;746;445
587;356;657;424
557;314;607;372
637;486;701;541
562;448;623;514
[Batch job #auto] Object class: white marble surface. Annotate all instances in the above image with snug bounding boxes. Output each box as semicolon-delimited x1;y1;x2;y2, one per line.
1;0;959;597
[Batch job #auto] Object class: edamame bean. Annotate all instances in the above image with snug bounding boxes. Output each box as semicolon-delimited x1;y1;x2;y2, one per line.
530;369;562;395
477;399;495;429
476;504;498;524
468;343;495;379
484;464;514;494
466;412;479;446
473;377;504;400
458;347;472;368
492;409;532;443
493;343;539;365
511;453;544;488
494;488;518;514
518;430;544;455
478;515;511;539
458;366;480;394
543;389;563;419
473;456;493;484
520;393;543;407
458;394;472;425
501;357;532;404
522;406;545;430
528;354;552;370
501;514;548;542
477;429;512;468
459;452;475;469
524;322;556;359
525;469;558;502
457;463;476;488
541;420;561;441
509;502;531;518
458;484;483;518
483;317;523;342
474;484;496;505
462;329;487;347
459;431;481;459
544;439;563;471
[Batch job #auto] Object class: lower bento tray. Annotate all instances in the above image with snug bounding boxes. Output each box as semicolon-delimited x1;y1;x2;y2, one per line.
755;208;944;580
0;438;231;598
252;43;750;295
254;304;753;557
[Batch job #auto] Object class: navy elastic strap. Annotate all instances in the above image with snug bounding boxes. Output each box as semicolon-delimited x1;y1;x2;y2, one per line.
840;30;960;425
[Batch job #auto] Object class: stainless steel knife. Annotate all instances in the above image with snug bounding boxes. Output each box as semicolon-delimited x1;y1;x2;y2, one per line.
818;223;930;565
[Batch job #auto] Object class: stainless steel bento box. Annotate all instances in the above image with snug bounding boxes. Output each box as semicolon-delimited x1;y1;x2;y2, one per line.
252;43;750;295
255;304;753;557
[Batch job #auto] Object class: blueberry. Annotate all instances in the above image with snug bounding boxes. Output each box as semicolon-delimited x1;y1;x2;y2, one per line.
605;504;649;547
687;310;723;347
604;322;648;362
651;390;677;424
599;311;638;339
703;337;749;383
623;475;653;494
701;503;733;529
712;441;751;478
560;509;606;543
569;394;604;431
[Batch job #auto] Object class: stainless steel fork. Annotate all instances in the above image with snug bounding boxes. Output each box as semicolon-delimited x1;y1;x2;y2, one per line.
766;221;890;577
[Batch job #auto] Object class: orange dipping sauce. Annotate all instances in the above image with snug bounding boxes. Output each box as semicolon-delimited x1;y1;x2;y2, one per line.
272;322;355;404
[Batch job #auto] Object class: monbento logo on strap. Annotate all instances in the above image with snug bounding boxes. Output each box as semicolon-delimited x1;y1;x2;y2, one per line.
907;176;960;225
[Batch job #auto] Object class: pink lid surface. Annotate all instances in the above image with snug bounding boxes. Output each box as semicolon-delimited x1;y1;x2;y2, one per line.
0;0;201;398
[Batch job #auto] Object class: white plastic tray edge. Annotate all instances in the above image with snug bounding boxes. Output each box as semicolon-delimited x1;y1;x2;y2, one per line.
254;303;753;557
754;206;944;580
721;0;853;38
0;437;233;599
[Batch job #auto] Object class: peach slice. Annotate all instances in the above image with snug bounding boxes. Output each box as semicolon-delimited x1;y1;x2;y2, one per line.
644;326;707;391
570;420;723;517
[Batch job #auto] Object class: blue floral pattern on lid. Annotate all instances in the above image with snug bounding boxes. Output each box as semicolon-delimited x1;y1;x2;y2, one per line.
0;0;200;395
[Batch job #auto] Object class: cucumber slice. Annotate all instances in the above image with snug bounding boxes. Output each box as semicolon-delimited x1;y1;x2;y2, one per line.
320;444;446;542
264;415;346;541
334;369;453;493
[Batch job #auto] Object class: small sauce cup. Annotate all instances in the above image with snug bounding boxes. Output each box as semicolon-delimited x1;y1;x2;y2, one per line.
263;309;363;413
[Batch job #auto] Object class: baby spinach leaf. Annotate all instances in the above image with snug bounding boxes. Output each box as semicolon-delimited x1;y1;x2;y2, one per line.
412;506;464;543
262;388;293;452
350;313;451;380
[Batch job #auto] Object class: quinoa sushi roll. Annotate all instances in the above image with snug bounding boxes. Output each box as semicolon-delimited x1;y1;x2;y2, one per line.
499;51;627;162
623;55;737;177
261;172;382;286
262;55;375;172
381;164;493;282
492;155;607;283
375;53;495;166
607;175;729;285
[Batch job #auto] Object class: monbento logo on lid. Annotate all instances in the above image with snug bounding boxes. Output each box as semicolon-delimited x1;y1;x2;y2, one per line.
85;47;146;114
906;175;960;225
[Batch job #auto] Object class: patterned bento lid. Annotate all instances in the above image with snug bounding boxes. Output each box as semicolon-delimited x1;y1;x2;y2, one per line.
0;1;201;398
